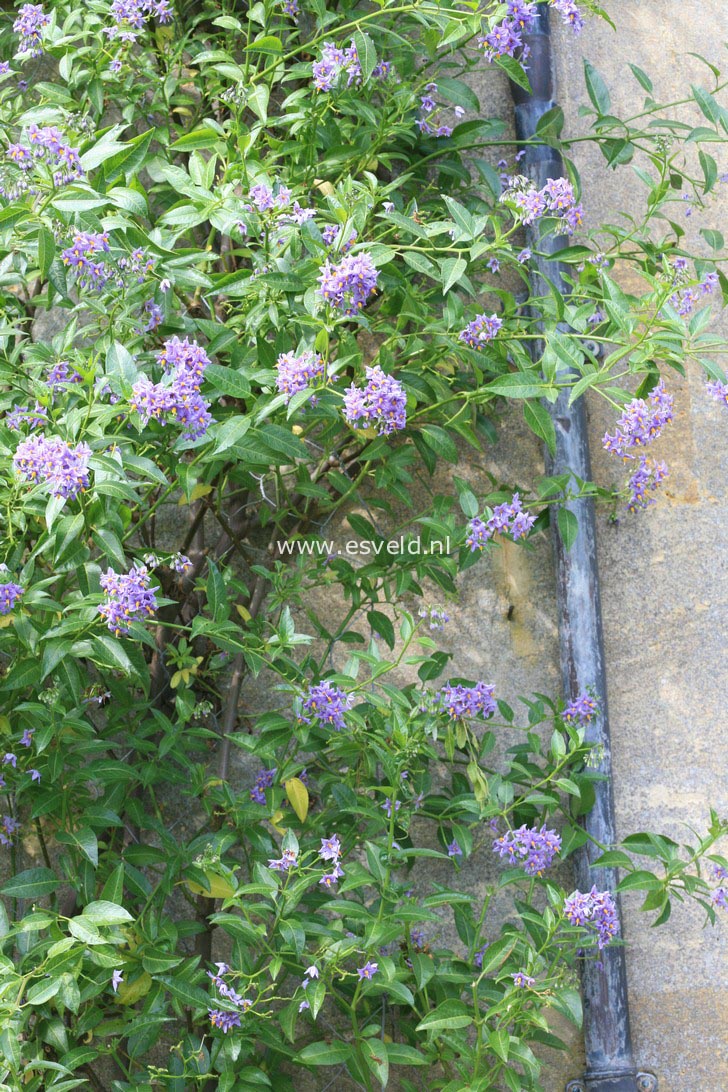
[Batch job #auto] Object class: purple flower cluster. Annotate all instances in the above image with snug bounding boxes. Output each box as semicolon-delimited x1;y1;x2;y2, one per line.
275;350;324;402
322;225;358;252
626;456;668;512
301;682;353;731
564;886;619;949
706;379;728;405
711;888;728;911
13;4;50;57
105;0;172;44
0;583;23;615
98;565;158;636
459;312;503;349
319;833;344;888
437;681;496;720
478;1;537;62
5;403;47;431
563;691;598;725
318;252;379;315
602;380;673;459
47;360;83;391
502;176;584;234
268;847;298;872
131;337;213;441
466;493;536;549
61;234;154;293
416;82;456;138
3;126;84;199
493;824;562;875
209;1010;241;1033
671;270;720;317
312;41;390;93
343;365;406;435
550;0;584;31
61;232;111;289
250;766;277;804
0;815;21;847
13;434;91;499
418;606;450;630
512;970;536;988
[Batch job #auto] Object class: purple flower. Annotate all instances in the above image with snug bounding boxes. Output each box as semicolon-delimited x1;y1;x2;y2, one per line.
302;682;353;731
318;252;379;315
479;20;527;62
131;337;213;441
0;816;20;846
626;456;669;512
312;41;362;91
512;971;536;988
564;886;619;949
437;681;496;719
29;769;40;782
467;493;536;548
209;1009;242;1033
298;998;310;1011
6;404;48;431
13;4;50;57
0;583;23;616
549;0;584;32
3;754;17;768
319;834;342;862
47;360;83;391
711;863;728;882
602;380;673;459
268;848;298;872
0;62;10;75
61;231;111;290
503;176;583;234
250;766;277;804
319;863;344;888
357;961;378;980
563;691;598;725
249;183;275;211
447;839;463;858
711;887;728;910
474;943;489;969
492;824;562;875
20;729;34;747
517;248;532;263
459;312;503;349
98;565;158;636
111;969;124;992
304;964;319;980
381;798;401;819
487;257;500;274
343;365;406;435
275;351;324;402
14;434;91;499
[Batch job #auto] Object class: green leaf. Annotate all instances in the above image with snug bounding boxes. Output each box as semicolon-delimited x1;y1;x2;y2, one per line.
441;257;467;294
361;1038;389;1086
81;900;133;926
420;425;459;463
295;1041;352;1066
488;1028;510;1062
584;60;611;114
628;63;653;93
385;1043;429;1065
37;226;55;279
56;827;98;867
557;508;578;551
27;978;62;1005
416;999;473;1032
367;610;395;649
592;850;634;870
699;149;718;193
1;868;59;899
352;30;377;83
485;374;552;400
700;228;724;251
617;870;663;892
523;401;556;456
206;559;228;622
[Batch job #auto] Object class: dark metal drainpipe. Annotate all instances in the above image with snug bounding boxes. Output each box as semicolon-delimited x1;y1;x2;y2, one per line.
506;12;656;1092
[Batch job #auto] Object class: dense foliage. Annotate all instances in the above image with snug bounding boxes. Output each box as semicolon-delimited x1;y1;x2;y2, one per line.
0;0;726;1088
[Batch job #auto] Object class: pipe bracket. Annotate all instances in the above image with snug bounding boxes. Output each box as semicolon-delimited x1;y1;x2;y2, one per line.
566;1073;657;1092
